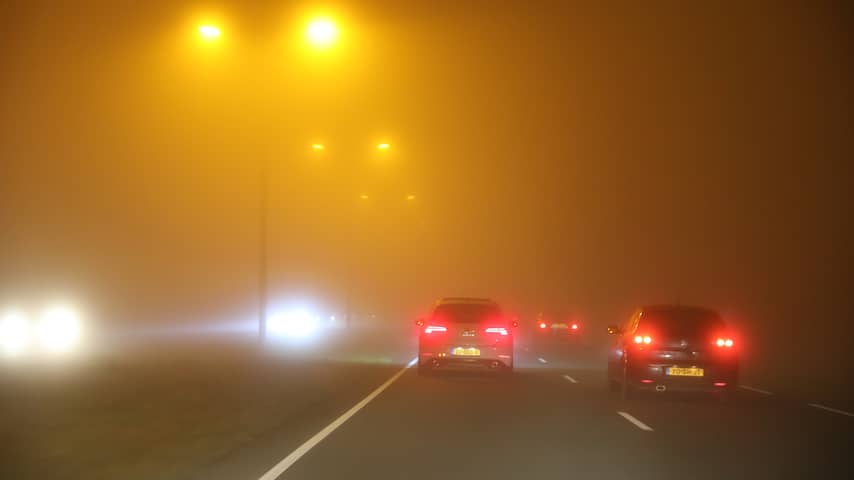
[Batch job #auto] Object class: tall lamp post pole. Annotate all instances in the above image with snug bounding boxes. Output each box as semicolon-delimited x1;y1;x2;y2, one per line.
259;157;269;342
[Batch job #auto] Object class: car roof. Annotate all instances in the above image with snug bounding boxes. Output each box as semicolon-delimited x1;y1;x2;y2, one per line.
436;297;498;306
640;305;719;316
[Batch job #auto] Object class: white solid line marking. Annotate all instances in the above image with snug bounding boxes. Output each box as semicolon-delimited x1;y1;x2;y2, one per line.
562;374;578;384
537;357;548;364
808;403;854;418
258;358;417;480
739;385;774;395
617;411;654;431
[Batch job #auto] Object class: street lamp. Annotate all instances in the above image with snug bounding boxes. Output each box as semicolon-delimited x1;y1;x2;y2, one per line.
311;143;325;151
306;18;338;48
198;25;222;40
376;143;390;150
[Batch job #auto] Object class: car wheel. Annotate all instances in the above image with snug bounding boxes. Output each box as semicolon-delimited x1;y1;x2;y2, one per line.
620;365;633;400
417;361;430;376
608;376;620;393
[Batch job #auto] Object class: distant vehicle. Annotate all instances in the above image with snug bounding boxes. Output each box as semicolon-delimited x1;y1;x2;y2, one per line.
607;305;739;400
535;312;583;340
416;297;515;375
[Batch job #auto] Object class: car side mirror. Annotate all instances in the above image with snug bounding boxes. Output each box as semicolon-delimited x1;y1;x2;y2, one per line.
607;325;621;335
415;318;424;327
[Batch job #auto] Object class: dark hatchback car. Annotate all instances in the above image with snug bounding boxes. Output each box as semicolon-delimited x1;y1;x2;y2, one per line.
607;305;738;400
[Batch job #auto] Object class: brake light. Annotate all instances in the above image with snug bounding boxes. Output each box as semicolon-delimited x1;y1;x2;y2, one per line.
424;325;447;334
485;327;508;336
539;322;547;329
634;335;652;345
715;338;734;348
570;323;578;330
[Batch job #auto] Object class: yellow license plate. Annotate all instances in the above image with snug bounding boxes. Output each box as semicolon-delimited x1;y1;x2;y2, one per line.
452;347;481;356
666;367;704;377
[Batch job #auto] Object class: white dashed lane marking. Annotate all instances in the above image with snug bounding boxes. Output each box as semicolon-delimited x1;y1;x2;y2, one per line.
617;411;654;431
808;403;854;418
739;385;773;395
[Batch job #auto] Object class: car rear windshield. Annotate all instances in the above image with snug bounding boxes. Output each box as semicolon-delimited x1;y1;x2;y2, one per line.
639;309;724;338
433;304;502;323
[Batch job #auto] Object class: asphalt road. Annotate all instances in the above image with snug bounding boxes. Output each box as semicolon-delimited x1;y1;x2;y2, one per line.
2;328;852;479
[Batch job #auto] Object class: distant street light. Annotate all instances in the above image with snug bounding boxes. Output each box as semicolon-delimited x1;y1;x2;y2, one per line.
198;25;222;40
406;194;416;200
360;194;369;200
306;18;338;48
376;143;390;150
311;143;325;151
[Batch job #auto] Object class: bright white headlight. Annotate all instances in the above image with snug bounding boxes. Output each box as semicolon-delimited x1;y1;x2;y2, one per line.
268;309;318;338
39;306;81;353
0;310;31;355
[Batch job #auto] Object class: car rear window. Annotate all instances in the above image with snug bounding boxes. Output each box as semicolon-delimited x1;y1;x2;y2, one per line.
433;304;502;323
639;309;724;338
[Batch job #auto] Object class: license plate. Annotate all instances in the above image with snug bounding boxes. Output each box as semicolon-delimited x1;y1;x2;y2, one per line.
666;367;704;377
452;347;481;356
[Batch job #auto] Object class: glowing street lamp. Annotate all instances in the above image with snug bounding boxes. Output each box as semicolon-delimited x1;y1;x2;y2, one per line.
406;194;416;201
198;25;222;40
359;194;369;200
311;143;325;151
306;18;338;48
376;143;390;150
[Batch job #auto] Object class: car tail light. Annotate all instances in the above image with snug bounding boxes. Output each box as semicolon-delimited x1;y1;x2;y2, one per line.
539;322;547;329
634;335;652;345
713;382;728;387
424;325;447;334
715;338;734;348
570;323;578;330
485;327;508;336
641;379;654;384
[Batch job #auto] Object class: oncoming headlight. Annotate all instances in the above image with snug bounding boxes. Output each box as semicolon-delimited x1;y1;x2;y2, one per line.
268;309;318;339
0;310;31;355
39;306;81;353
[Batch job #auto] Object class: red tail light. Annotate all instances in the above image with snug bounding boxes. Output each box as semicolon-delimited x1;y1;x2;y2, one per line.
570;323;578;330
634;335;652;345
539;322;547;329
715;338;734;348
485;327;508;336
424;325;447;334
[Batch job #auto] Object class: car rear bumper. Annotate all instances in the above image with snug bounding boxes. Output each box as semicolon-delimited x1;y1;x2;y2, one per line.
418;344;513;369
627;362;738;392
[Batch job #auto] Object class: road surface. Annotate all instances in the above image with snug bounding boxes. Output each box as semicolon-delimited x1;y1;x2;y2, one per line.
1;328;851;479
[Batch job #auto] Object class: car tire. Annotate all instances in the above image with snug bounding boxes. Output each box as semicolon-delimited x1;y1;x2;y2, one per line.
608;376;620;393
620;365;633;400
